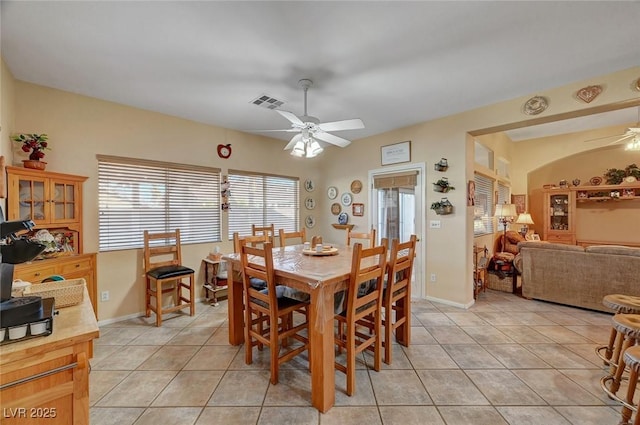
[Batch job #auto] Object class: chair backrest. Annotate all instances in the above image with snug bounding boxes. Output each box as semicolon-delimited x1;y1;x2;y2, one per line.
278;228;306;247
233;232;270;253
240;241;278;315
344;242;387;321
143;229;184;273
346;228;376;247
385;235;417;299
251;224;275;243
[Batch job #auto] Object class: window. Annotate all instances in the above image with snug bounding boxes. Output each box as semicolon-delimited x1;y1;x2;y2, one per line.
228;170;299;238
474;173;494;236
496;157;510;179
474;140;494;169
98;155;221;251
497;181;510;206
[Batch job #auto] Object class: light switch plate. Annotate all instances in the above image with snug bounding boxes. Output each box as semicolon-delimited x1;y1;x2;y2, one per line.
430;220;441;229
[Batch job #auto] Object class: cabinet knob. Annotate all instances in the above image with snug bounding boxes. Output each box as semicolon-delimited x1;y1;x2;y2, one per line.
35;272;41;276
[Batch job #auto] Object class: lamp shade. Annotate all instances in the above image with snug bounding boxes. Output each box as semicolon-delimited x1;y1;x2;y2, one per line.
494;203;517;218
515;212;534;225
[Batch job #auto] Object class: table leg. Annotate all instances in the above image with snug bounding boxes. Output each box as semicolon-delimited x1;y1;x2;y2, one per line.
395;296;410;346
227;262;244;346
309;285;336;413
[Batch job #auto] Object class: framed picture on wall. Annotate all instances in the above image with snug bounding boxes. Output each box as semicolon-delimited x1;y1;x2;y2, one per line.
381;141;411;165
511;194;526;214
352;203;364;216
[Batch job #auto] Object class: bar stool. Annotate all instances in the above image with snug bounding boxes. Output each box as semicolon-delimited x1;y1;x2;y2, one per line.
601;314;640;399
618;345;640;425
597;295;640;372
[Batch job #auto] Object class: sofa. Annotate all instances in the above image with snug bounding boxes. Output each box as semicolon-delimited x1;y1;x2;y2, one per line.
519;241;640;313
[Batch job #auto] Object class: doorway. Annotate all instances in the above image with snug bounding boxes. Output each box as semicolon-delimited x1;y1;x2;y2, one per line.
368;163;425;299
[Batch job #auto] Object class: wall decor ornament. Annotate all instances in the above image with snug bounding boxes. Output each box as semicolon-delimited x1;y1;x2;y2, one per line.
381;140;411;165
304;179;315;192
576;85;602;103
217;143;232;158
327;186;338;199
221;177;230;211
523;96;549;115
352;203;364;216
305;197;316;210
350;180;363;194
331;202;342;215
434;158;448;172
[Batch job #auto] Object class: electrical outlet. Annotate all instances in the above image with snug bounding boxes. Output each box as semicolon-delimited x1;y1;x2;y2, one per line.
430;273;437;282
101;291;109;302
429;220;441;229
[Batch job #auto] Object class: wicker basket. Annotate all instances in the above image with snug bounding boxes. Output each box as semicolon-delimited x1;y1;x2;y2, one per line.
486;272;513;293
23;278;85;308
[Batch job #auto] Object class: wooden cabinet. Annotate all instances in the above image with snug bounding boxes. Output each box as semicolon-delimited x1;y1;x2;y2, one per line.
0;290;98;425
13;253;97;317
542;188;576;245
6;166;87;253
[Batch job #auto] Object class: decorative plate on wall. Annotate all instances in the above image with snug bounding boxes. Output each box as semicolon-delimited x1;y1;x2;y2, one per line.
304;179;315;192
350;180;362;194
331;202;342;215
327;186;338;199
341;192;353;206
305;215;315;228
305;197;316;210
523;96;548;115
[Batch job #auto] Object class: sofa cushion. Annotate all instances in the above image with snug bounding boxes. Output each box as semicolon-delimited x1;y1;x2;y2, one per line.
519;241;585;252
585;245;640;257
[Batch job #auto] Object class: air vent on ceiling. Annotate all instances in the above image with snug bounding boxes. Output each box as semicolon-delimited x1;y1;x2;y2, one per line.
250;95;284;110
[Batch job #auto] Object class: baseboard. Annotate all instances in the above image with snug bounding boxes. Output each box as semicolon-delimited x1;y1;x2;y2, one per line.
97;296;211;326
425;295;475;310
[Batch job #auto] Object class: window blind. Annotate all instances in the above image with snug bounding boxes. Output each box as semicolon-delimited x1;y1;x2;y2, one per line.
474;173;494;235
98;155;221;251
497;181;510;206
227;170;299;238
373;171;418;189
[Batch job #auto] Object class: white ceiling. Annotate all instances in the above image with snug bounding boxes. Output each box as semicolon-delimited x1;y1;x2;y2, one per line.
2;1;640;145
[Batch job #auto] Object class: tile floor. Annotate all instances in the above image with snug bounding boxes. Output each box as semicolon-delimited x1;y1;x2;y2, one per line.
89;290;635;425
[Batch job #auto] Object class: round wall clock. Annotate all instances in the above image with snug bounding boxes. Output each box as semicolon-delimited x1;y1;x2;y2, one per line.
327;186;338;199
331;202;342;215
305;215;316;228
304;179;315;192
341;192;353;206
350;180;362;194
217;143;232;159
305;197;316;210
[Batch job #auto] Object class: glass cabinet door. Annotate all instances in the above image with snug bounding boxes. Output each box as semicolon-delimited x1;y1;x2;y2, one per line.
549;193;570;231
18;178;47;222
51;181;78;222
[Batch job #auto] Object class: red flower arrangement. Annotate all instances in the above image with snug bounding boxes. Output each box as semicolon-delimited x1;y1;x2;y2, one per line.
12;133;50;160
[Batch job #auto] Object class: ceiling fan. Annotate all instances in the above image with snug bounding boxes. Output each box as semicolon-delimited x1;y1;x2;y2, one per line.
584;107;640;151
261;79;364;158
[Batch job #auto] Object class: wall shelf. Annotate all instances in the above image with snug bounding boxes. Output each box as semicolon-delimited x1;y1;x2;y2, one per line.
332;224;354;230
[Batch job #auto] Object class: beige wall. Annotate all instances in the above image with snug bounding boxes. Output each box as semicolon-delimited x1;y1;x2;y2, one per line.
4;63;640;320
526;142;640;243
1;59;17;216
11;82;321;320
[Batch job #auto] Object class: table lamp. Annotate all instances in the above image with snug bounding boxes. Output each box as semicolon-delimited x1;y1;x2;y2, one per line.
515;212;534;237
494;203;517;253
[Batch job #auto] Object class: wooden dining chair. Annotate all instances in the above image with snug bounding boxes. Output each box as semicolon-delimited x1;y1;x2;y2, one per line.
240;241;310;385
334;242;387;396
278;228;306;247
143;229;195;327
346;228;376;247
381;234;417;364
232;232;270;254
251;224;275;244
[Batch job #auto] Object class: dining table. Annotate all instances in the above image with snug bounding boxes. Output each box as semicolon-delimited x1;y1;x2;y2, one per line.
222;243;410;413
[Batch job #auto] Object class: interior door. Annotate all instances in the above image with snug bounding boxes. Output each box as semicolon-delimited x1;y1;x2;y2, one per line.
369;163;425;299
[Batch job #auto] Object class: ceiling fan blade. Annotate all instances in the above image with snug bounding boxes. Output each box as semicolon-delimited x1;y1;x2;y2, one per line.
254;128;300;132
606;134;635;146
276;110;304;126
318;118;364;132
283;134;302;150
584;133;625;143
313;131;352;147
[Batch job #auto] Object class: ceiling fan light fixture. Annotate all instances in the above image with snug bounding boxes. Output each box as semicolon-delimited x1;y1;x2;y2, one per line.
625;136;640;151
291;141;306;157
306;140;323;158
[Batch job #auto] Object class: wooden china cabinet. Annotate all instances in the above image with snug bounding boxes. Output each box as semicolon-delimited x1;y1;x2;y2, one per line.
541;188;576;245
5;166;97;316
